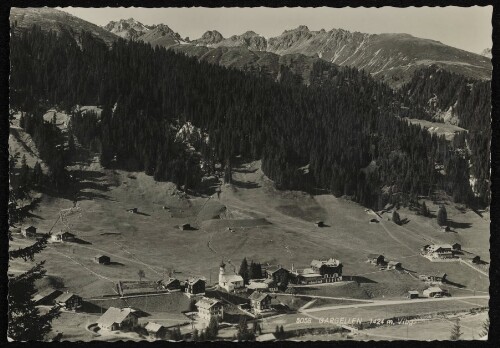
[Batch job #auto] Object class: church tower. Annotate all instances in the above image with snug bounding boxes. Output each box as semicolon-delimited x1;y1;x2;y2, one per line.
219;260;226;285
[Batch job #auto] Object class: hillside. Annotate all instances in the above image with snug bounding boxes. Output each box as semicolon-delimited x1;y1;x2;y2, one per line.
10;26;485;209
10;7;118;45
265;26;491;88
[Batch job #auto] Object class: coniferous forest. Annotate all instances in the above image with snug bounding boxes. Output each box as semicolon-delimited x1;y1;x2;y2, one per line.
9;26;491;209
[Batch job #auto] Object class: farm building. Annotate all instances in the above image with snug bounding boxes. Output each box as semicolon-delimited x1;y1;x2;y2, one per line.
407;291;419;299
179;223;192;230
441;226;451;232
33;288;63;306
310;258;343;282
452;243;462;251
248;291;272;313
160;278;181;291
430;273;447;283
127;208;138;213
291;268;323;285
195;297;224;321
22;226;37;238
265;265;290;288
97;307;138;331
369;218;379;224
472;256;481;264
50;231;75;243
185;278;205;297
54;292;82;310
426;244;455;259
218;261;244;292
423;287;447;298
94;255;111;264
145;322;167;339
256;333;277;342
387;261;402;270
367;254;385;265
315;221;325;227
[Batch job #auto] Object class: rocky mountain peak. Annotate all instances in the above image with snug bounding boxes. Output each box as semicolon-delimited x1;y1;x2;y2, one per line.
198;30;224;45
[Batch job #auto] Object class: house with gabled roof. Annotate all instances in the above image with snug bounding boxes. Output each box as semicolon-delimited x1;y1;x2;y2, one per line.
22;225;37;238
50;231;75;243
195;297;224;321
427;244;454;259
185;277;205;297
160;278;181;291
367;254;385;265
145;322;167;339
248;291;271;313
97;307;138;331
54;292;82;310
310;258;343;282
423;286;447;298
265;265;289;289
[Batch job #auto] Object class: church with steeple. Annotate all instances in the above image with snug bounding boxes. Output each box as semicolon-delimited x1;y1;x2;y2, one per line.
218;260;244;292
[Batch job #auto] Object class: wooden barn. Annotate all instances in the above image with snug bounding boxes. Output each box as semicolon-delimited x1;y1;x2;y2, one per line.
22;226;37;238
94;255;111;265
185;278;205;297
54;292;82;310
145;322;167;339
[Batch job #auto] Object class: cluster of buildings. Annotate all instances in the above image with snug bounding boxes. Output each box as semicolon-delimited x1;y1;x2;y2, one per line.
421;243;461;260
406;286;450;299
33;289;83;310
290;258;343;285
366;254;402;270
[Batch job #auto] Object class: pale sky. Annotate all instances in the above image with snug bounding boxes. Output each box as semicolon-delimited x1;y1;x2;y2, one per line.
59;6;492;54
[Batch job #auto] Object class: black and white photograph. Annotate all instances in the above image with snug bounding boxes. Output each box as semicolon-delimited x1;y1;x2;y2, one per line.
6;3;493;342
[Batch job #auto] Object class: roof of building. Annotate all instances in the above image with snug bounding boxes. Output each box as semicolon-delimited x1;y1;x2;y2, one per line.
162;278;179;286
408;291;419;294
247;282;268;290
300;273;323;278
367;254;384;259
388;261;401;265
24;225;36;230
255;333;276;342
266;266;289;274
195;297;222;310
145;322;164;333
428;244;453;251
97;307;136;326
263;279;276;285
425;286;443;293
220;274;244;284
33;289;62;303
55;292;79;303
249;292;270;302
186;277;205;285
95;254;109;258
311;258;341;268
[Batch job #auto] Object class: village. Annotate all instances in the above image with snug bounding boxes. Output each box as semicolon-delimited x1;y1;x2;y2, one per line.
20;215;488;341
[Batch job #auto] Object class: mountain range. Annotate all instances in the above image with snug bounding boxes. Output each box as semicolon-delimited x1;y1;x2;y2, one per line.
10;8;491;89
104;19;491;88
